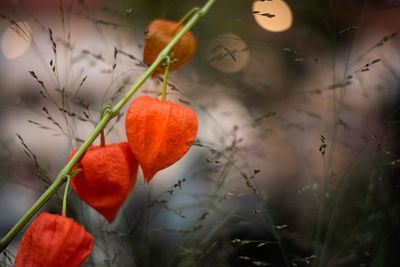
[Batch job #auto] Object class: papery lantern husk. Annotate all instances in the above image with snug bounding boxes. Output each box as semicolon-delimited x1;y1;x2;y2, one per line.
15;212;93;267
69;142;138;222
143;19;197;75
125;96;198;182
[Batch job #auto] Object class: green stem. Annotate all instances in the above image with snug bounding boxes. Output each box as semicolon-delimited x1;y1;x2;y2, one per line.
100;105;112;147
61;175;71;217
161;56;171;101
172;7;200;35
0;0;216;253
179;7;201;26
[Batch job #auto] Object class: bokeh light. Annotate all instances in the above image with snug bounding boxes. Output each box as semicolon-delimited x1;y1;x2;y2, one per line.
1;22;31;59
252;0;293;32
207;33;250;73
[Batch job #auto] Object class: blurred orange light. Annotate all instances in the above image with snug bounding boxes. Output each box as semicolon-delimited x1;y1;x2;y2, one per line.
1;22;31;59
252;0;293;32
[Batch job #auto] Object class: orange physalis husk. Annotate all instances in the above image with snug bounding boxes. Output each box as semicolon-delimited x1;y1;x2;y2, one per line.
143;19;197;75
69;142;138;222
15;212;93;267
125;96;198;182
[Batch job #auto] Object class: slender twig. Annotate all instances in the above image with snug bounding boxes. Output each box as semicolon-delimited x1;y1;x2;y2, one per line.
0;0;216;252
161;56;171;101
100;105;112;147
61;175;71;217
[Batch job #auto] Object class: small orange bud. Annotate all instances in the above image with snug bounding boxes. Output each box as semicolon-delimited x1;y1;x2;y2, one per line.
143;19;197;74
125;96;198;181
69;142;138;222
15;212;93;267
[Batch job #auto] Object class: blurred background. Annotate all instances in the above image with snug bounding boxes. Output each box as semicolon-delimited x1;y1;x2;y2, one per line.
0;0;400;266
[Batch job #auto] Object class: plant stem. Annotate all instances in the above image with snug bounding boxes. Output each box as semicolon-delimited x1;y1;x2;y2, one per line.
172;7;200;35
61;175;71;217
100;131;105;146
161;56;171;101
0;0;216;253
100;128;106;147
179;7;201;26
256;194;291;267
100;105;112;147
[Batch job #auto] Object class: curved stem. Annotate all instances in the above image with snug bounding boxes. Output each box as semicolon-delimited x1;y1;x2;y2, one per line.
161;56;171;101
61;175;71;217
0;0;216;253
172;7;200;35
100;105;112;147
179;7;201;26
